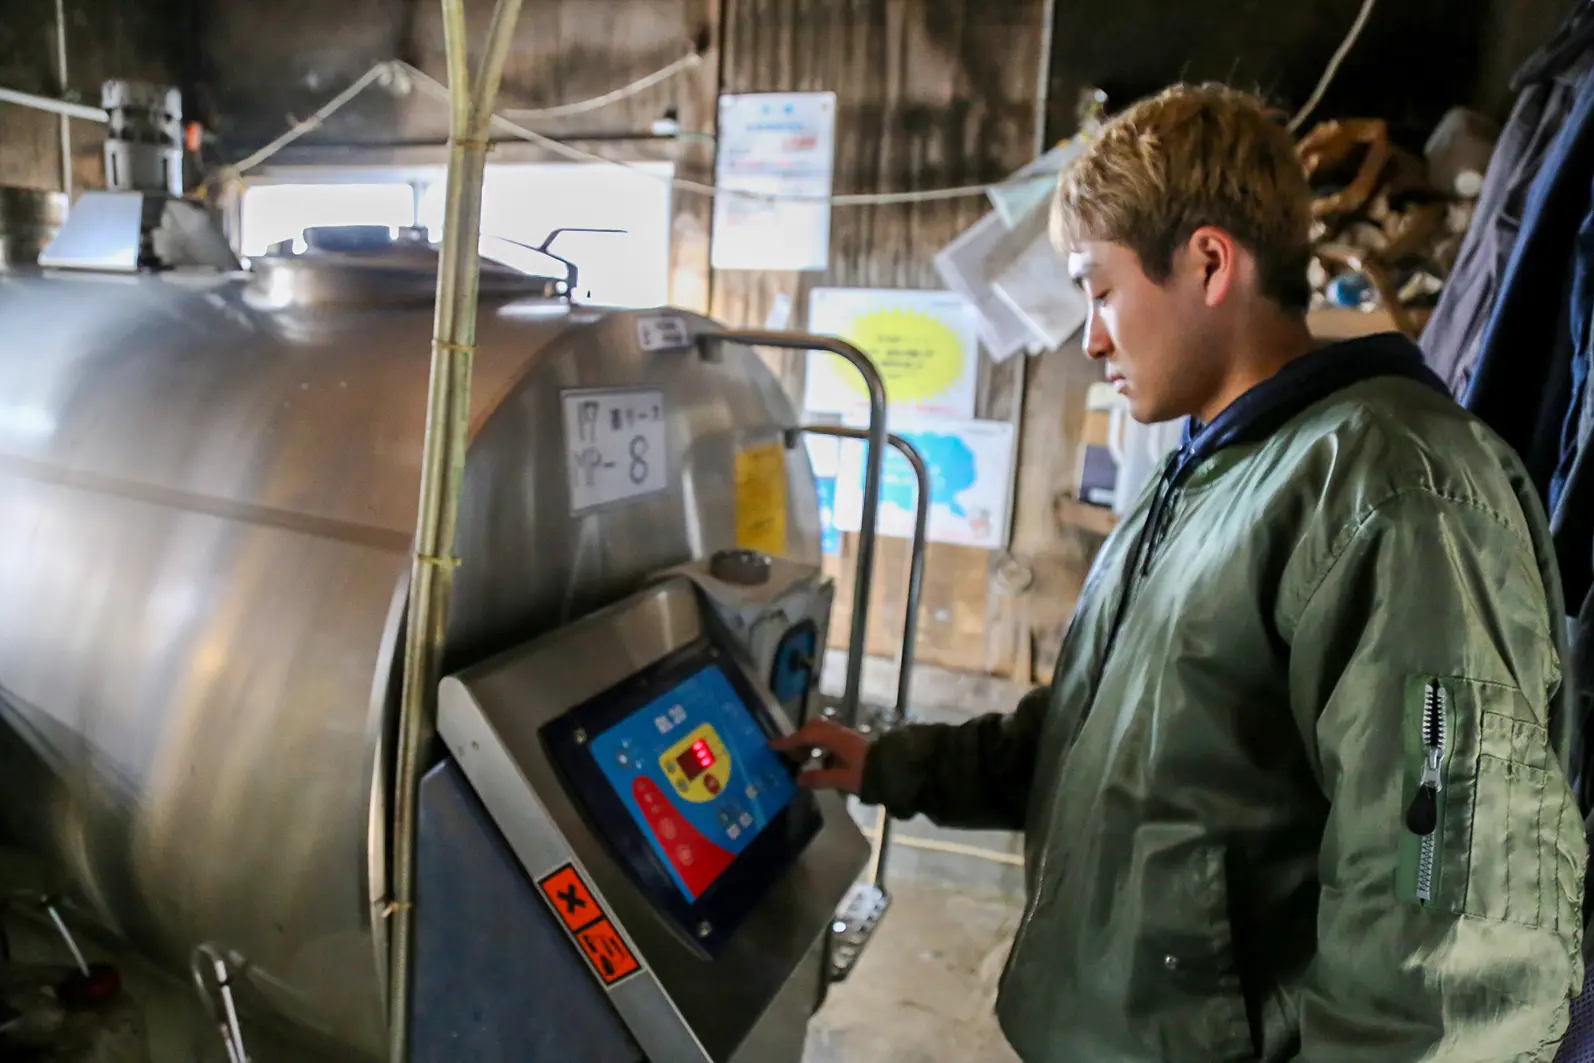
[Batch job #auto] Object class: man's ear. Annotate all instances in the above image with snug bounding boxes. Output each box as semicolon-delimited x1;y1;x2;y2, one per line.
1186;226;1238;307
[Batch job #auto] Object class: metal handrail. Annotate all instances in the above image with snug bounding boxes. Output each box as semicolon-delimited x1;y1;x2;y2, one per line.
698;330;887;729
791;425;929;889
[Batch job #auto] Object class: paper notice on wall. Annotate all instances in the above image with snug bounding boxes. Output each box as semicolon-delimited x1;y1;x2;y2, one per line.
832;414;1017;550
816;477;841;555
800;411;844;481
803;288;979;419
711;92;837;272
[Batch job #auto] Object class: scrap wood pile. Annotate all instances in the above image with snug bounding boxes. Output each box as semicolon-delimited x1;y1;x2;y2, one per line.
1296;112;1495;338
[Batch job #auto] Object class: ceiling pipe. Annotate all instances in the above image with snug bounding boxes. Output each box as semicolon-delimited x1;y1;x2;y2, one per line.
0;85;108;124
54;0;72;200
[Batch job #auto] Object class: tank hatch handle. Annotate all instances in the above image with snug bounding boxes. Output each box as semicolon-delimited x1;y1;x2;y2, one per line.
534;227;625;302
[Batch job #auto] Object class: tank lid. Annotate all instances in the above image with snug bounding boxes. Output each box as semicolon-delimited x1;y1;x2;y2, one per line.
245;239;564;310
709;549;774;586
303;225;398;254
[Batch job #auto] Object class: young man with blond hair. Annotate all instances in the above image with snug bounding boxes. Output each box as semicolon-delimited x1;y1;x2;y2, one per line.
780;84;1588;1061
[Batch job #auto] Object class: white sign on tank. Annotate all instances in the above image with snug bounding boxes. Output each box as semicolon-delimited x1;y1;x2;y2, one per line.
562;387;670;513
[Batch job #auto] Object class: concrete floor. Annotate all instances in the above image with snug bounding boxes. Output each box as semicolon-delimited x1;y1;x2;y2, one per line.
804;652;1028;1063
804;880;1022;1063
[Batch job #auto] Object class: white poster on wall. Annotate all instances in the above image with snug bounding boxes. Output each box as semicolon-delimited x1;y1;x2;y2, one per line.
711;92;837;272
832;414;1017;550
803;287;980;420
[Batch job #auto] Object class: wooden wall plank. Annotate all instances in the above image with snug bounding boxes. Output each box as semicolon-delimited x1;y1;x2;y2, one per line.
669;0;719;312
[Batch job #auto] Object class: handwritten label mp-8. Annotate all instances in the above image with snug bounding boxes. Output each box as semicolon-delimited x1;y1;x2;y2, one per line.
562;387;670;513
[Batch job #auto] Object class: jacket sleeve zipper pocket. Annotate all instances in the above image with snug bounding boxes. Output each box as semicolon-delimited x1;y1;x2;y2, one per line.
1402;678;1450;906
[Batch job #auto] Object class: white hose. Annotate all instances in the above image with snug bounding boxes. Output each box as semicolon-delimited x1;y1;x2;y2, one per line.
1287;0;1380;133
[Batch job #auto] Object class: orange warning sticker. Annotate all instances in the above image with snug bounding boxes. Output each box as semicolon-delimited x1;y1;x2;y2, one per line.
535;863;644;987
539;865;599;932
576;918;642;984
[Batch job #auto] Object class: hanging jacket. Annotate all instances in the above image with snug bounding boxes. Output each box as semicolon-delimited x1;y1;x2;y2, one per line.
1454;15;1594;815
1422;0;1594;397
861;333;1587;1063
1462;67;1594;517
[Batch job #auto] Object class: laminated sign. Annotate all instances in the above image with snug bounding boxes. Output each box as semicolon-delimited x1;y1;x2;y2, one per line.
803;288;980;420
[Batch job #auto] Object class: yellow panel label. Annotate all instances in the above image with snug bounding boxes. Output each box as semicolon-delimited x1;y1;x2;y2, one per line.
735;442;787;556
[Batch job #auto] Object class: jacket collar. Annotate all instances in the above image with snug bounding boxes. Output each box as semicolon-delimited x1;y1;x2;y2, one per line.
1170;332;1449;488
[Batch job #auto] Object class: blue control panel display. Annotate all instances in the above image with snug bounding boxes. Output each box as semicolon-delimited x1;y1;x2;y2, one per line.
588;664;798;902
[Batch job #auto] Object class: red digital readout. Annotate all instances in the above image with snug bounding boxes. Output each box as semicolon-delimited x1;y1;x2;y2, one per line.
676;738;716;780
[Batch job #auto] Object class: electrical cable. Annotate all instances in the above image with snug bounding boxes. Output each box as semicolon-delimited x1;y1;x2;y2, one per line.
1287;0;1380;133
397;61;1044;205
500;52;703;119
224;63;396;179
219;49;700;180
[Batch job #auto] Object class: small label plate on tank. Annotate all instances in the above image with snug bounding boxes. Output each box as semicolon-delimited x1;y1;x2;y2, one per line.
636;315;692;352
562;387;670;512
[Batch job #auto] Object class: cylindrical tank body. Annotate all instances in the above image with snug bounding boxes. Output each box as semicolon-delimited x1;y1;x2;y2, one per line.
0;259;820;1057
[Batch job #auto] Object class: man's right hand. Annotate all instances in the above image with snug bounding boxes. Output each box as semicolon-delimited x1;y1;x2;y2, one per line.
771;719;871;795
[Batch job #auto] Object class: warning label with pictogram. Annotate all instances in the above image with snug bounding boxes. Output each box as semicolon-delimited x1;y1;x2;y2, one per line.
576;918;642;984
536;863;644;987
539;865;599;932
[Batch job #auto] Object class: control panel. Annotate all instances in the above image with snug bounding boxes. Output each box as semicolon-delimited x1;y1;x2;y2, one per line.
544;639;819;953
585;664;801;902
438;576;868;1063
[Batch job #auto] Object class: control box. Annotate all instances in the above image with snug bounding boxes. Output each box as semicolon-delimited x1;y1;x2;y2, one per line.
654;550;833;727
438;577;867;1063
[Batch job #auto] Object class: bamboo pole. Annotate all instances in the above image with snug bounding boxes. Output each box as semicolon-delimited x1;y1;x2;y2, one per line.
386;0;525;1059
